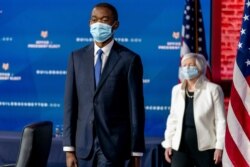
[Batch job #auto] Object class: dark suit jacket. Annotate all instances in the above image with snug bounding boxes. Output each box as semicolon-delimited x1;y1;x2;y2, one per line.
63;41;145;162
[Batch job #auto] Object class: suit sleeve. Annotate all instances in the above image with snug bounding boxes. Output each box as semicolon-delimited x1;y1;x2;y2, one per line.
128;55;145;153
162;86;178;148
63;53;78;148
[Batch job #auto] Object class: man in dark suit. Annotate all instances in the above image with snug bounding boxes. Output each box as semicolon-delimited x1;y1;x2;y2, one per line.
63;2;145;167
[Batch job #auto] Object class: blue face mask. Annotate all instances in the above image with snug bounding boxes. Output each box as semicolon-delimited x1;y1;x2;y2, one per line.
90;22;113;42
180;66;199;80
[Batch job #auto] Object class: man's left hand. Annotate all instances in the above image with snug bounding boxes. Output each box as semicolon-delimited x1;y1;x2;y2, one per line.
131;156;141;167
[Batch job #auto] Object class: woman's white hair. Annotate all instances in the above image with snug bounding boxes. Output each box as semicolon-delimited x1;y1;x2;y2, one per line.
181;52;207;75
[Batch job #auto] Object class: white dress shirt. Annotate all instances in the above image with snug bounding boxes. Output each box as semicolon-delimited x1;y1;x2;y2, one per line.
94;40;114;71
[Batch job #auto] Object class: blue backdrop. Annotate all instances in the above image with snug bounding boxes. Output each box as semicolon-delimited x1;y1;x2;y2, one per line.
0;0;211;137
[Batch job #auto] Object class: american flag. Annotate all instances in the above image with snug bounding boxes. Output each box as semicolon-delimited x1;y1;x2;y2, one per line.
222;1;250;166
180;0;212;80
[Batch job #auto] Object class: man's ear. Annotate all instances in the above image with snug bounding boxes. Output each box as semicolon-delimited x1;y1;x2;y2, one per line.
113;21;119;30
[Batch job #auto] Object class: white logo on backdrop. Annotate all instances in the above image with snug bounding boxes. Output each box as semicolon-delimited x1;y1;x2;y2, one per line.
158;31;181;50
0;63;22;81
27;30;61;49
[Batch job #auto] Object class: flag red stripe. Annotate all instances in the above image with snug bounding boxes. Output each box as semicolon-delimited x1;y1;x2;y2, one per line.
246;76;250;87
225;125;249;167
205;66;212;81
230;83;250;140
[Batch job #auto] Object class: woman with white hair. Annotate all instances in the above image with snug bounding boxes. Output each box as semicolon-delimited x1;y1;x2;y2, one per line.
162;53;226;167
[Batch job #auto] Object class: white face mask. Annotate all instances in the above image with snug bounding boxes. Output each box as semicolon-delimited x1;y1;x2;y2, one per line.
90;22;113;42
179;66;199;80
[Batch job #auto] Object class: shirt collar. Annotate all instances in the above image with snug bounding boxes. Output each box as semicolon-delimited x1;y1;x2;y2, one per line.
94;40;114;56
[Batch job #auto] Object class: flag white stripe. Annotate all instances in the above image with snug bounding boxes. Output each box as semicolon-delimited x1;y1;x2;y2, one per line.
222;147;234;167
233;61;250;115
180;41;190;57
227;103;250;165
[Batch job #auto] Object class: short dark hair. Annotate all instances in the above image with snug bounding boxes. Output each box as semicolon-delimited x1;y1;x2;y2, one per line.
94;3;118;21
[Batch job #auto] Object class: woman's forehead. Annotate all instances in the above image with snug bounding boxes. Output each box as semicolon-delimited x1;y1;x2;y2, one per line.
182;57;196;64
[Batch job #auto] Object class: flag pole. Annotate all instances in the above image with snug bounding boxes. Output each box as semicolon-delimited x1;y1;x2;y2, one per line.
195;0;199;53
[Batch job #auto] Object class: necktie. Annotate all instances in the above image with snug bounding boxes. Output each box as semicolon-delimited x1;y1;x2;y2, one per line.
95;49;103;87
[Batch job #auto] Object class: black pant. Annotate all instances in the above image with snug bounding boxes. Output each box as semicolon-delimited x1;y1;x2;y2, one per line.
77;137;125;167
171;127;219;167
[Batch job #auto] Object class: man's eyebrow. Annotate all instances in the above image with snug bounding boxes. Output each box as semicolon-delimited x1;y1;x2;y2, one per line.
91;15;111;18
